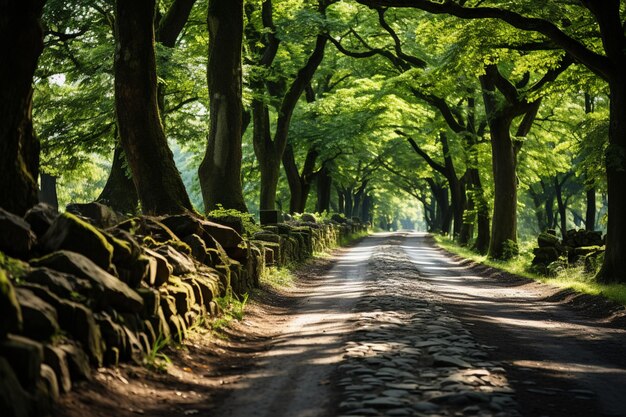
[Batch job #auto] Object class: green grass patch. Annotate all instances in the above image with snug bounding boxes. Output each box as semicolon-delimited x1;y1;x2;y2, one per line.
210;291;249;336
261;266;296;289
434;235;626;307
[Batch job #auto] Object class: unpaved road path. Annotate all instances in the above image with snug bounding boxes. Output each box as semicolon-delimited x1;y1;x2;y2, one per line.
215;232;626;417
214;235;378;417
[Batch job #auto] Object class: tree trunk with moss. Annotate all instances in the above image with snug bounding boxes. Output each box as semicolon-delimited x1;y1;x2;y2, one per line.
114;0;192;215
0;1;46;215
198;0;247;213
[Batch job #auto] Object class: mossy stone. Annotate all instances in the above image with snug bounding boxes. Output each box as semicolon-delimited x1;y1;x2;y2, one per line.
0;268;22;338
40;212;114;270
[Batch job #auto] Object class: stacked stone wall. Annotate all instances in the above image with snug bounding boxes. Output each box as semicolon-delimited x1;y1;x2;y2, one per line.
0;205;367;416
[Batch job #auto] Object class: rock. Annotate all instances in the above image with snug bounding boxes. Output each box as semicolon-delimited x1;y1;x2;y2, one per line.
31;250;143;313
144;248;172;287
66;202;120;229
58;342;92;381
39;364;60;402
40;212;114;270
537;232;560;248
253;232;281;243
137;287;160;317
182;234;208;263
21;267;90;299
24;203;59;238
0;207;36;259
103;231;134;265
0;335;43;392
412;401;440;412
117;254;150;288
206;214;245;235
0;268;22;338
0;356;33;417
331;213;347;223
155;245;195;276
43;345;72;393
300;213;317;223
116;216;179;242
96;315;127;365
362;397;407;407
15;288;60;341
45;291;103;366
161;213;244;251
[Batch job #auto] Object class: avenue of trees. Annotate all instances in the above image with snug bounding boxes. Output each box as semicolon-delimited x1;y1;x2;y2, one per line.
1;0;623;283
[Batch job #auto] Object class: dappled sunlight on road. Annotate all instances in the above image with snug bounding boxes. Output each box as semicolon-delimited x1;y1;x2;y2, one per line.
401;233;626;417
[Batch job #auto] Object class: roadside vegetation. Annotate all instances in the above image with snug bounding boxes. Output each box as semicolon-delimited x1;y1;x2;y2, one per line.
435;235;626;307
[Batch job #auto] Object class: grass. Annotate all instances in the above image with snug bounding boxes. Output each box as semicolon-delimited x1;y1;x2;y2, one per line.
434;235;626;307
261;266;296;288
210;291;250;336
143;333;172;372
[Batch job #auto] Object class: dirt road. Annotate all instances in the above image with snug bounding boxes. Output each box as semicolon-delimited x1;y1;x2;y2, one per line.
215;232;626;417
55;232;626;417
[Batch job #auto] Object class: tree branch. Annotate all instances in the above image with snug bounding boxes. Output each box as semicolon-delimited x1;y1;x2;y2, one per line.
395;129;447;175
356;0;611;79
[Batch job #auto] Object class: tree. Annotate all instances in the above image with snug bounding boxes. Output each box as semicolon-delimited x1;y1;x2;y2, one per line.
198;0;248;213
246;0;330;211
0;0;47;215
355;0;626;282
114;0;192;215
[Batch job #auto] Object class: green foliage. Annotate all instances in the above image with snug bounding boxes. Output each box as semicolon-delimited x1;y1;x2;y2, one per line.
207;205;262;236
143;333;172;373
501;239;520;260
261;266;296;288
211;291;250;336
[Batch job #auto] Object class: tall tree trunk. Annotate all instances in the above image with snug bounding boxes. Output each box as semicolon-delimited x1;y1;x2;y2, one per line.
361;194;372;223
529;187;547;232
344;189;353;218
554;175;568;239
583;93;596;232
585;187;596;231
283;144;318;213
597;79;626;283
39;172;58;209
114;0;192;215
487;116;518;259
97;144;139;213
546;195;556;229
315;165;332;213
0;1;46;215
337;186;345;214
198;0;247;213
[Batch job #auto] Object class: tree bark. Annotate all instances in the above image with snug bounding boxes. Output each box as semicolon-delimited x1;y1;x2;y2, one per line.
315;165;332;213
114;0;193;215
597;79;626;283
337;186;345;215
554;175;568;239
283;144;319;213
485;114;518;259
0;0;46;215
39;172;58;209
97;144;139;213
198;0;247;213
585;187;596;231
480;65;542;259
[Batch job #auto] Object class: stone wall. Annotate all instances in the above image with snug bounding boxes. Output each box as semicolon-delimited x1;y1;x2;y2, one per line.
0;204;367;416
